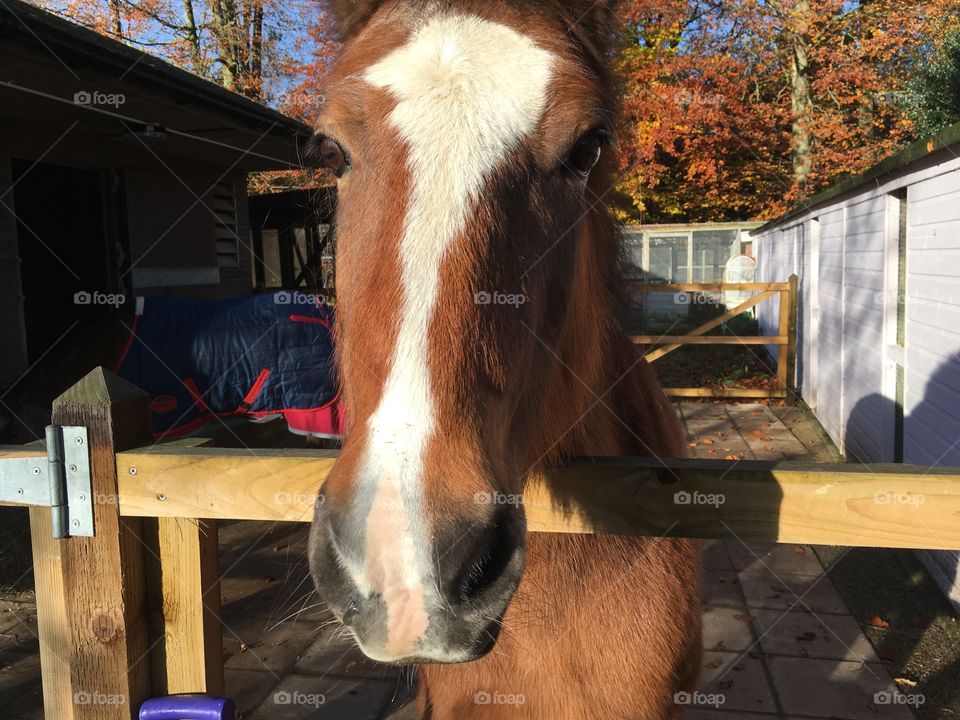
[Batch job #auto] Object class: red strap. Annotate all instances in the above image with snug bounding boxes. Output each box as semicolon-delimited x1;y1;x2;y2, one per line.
289;313;331;329
240;368;272;410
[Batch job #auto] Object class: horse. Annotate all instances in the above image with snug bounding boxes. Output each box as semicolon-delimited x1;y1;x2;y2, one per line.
307;1;702;717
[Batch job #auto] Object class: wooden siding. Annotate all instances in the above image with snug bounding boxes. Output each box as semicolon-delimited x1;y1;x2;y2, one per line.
755;146;960;611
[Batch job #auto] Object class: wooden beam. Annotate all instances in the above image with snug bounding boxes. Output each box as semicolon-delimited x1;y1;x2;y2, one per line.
664;388;787;399
628;282;789;292
633;336;788;346
643;290;778;363
144;518;223;697
31;368;154;720
118;448;335;522
116;448;960;550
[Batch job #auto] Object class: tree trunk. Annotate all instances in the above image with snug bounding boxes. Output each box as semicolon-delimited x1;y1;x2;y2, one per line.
786;0;814;189
108;0;123;39
181;0;204;74
211;0;237;90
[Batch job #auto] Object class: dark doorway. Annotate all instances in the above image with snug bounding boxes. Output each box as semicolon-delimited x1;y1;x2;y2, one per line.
12;159;121;363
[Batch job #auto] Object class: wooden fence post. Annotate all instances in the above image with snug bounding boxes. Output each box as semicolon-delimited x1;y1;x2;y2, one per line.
144;517;224;696
29;368;154;719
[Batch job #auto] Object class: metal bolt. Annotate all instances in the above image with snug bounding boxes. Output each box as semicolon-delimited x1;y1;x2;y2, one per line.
16;488;24;496
157;494;166;502
68;464;78;473
129;467;138;475
78;493;86;502
74;436;84;446
31;467;40;476
72;519;80;528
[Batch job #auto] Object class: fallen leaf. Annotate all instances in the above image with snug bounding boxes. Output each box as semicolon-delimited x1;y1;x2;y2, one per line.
689;442;698;448
867;615;891;630
895;677;918;688
702;439;715;445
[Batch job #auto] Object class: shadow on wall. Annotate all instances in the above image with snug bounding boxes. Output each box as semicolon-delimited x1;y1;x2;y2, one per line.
844;352;960;715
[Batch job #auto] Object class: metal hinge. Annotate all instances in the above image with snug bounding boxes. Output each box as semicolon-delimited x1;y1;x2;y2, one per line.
0;426;93;539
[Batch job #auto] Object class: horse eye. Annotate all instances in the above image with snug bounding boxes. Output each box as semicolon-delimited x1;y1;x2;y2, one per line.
564;133;605;178
318;137;349;177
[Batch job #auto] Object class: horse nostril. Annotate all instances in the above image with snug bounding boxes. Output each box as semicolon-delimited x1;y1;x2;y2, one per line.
456;519;518;603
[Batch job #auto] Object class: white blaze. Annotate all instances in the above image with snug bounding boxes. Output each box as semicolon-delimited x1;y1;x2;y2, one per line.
350;14;555;657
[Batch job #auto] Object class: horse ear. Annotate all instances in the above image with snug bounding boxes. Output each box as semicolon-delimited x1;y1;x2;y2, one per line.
327;0;384;39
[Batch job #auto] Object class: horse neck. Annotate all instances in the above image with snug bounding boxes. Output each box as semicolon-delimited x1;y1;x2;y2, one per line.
518;210;627;464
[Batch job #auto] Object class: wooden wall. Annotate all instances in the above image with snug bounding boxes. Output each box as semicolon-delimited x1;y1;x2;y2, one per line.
756;146;960;611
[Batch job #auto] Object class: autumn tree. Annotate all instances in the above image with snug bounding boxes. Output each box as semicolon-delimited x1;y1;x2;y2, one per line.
614;0;960;221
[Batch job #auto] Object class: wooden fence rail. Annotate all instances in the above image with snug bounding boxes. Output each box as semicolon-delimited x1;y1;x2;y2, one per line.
628;275;799;399
4;367;960;718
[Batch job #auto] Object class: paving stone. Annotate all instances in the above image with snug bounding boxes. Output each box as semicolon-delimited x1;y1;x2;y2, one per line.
739;567;849;614
703;570;745;608
225;668;278;715
703;541;733;571
751;608;879;663
767;656;915;719
247;673;392;720
0;653;41;707
294;630;387;678
697;651;777;714
223;613;323;674
728;543;824;574
219;554;317;621
702;606;755;652
0;680;43;719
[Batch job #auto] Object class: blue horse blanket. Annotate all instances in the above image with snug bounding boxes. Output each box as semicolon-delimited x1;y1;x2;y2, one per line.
115;294;341;437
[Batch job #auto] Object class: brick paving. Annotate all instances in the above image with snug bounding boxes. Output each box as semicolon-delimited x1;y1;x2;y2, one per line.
0;403;923;719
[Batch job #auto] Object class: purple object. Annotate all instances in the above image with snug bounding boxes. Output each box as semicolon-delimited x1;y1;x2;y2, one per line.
139;695;236;720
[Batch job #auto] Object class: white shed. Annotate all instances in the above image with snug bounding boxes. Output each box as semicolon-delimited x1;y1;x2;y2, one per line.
754;123;960;610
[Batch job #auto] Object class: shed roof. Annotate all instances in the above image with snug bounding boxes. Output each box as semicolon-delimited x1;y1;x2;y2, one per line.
756;122;960;234
0;0;314;171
